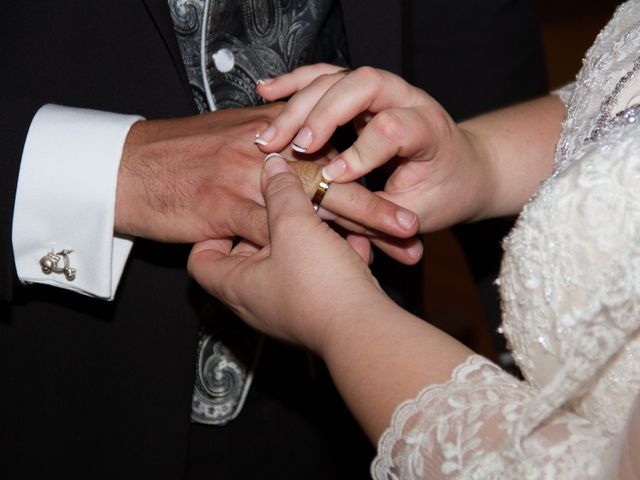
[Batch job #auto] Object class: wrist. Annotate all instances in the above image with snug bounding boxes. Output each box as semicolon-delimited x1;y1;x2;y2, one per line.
313;287;397;360
457;96;564;220
458;126;502;222
114;120;142;236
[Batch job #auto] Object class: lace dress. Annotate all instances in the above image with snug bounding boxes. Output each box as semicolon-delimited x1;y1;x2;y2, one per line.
372;2;640;478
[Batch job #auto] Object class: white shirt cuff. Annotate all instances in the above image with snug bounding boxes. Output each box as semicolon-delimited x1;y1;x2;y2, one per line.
12;104;143;300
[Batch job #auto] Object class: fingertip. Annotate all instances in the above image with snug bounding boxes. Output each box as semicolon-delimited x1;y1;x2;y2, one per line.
191;239;225;256
255;123;297;152
291;126;313;153
256;79;276;99
256;77;294;101
394;237;424;265
263;152;286;162
406;239;424;263
369;236;423;265
395;209;419;234
254;124;277;147
263;153;291;177
254;135;269;147
321;157;347;182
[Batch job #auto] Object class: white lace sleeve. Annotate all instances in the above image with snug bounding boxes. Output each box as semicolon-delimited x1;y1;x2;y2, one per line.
371;5;640;476
372;102;640;480
371;355;615;479
552;82;575;106
371;121;640;479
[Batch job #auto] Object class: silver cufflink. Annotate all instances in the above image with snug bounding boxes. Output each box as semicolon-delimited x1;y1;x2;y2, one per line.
39;249;76;281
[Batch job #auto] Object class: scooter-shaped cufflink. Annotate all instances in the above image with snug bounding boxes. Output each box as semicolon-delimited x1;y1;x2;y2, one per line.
39;249;76;281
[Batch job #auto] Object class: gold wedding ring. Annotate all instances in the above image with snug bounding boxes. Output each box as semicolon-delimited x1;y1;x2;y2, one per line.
311;174;332;211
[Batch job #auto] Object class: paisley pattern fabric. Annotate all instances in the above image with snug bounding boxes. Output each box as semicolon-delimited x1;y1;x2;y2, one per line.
167;0;346;425
373;2;640;478
169;0;346;112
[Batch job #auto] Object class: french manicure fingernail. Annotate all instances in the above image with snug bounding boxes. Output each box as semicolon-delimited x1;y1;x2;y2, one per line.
322;158;346;181
291;127;313;152
264;154;289;177
255;124;277;146
257;78;274;86
264;152;286;162
396;210;417;230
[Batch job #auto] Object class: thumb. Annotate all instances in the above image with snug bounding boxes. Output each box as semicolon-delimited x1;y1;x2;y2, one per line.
261;154;319;239
187;238;236;296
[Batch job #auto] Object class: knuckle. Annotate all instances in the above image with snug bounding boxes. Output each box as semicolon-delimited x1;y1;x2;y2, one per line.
354;66;384;92
237;205;267;240
316;72;334;83
266;173;299;198
349;144;369;172
371;110;408;143
247;204;267;229
346;187;382;215
432;108;454;142
198;176;229;205
260;104;284;124
312;73;340;91
312;102;338;127
362;194;388;218
280;97;306;122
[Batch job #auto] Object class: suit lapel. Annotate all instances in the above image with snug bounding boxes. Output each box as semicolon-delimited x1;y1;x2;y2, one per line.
142;0;193;102
340;0;404;74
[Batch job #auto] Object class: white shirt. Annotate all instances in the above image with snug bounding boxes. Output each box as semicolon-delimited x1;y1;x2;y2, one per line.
12;104;142;300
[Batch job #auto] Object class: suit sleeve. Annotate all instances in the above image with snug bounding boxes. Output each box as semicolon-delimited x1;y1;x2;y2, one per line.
0;95;42;302
0;2;196;304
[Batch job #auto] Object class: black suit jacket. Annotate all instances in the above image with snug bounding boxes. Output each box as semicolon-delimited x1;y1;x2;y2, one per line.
0;4;202;479
0;1;546;479
0;2;385;478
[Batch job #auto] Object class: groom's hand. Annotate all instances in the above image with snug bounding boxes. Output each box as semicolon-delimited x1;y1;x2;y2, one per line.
113;103;421;259
115;104;281;245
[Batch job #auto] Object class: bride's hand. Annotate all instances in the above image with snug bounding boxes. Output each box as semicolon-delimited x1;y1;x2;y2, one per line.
187;154;390;356
255;64;497;231
277;153;423;265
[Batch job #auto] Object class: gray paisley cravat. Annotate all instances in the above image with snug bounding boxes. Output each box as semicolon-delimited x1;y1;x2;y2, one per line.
167;0;346;425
